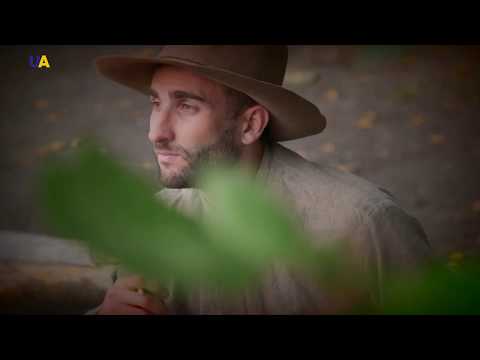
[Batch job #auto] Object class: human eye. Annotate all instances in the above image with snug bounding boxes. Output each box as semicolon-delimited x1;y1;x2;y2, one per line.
178;102;198;113
150;96;161;109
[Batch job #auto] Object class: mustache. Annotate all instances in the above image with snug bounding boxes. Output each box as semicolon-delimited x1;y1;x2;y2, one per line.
153;143;192;160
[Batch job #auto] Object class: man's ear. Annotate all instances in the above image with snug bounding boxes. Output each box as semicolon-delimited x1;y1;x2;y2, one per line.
239;105;270;145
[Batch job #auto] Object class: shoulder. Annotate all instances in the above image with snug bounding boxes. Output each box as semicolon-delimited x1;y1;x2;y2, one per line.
267;142;431;259
267;143;398;221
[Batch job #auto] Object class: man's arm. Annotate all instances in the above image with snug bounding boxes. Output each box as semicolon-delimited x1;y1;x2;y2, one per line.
84;267;116;315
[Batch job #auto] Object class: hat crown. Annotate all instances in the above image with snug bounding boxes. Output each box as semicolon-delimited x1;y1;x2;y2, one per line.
157;45;288;85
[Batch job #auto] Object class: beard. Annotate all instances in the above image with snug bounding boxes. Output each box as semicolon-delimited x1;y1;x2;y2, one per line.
155;123;241;189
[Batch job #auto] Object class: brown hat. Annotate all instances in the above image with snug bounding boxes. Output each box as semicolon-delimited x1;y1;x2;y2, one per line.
95;45;326;142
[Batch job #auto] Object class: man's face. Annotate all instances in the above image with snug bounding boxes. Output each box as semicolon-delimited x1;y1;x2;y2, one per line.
148;65;241;188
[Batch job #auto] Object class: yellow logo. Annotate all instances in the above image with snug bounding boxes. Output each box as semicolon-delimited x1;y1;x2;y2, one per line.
38;55;50;68
29;55;51;69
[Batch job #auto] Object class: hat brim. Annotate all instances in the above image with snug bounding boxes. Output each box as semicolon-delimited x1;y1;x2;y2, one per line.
95;55;326;142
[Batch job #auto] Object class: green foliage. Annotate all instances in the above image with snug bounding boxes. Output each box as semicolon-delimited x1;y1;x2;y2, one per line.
383;257;480;315
38;140;231;290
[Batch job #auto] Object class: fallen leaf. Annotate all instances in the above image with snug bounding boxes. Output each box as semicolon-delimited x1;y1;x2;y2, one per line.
33;99;49;110
447;251;465;269
70;138;81;148
134;48;157;58
430;134;446;145
35;141;66;158
324;89;339;103
320;143;336;153
356;111;376;129
19;141;68;166
356;74;372;83
400;55;417;66
410;114;427;127
284;70;319;86
336;163;355;173
472;200;480;213
46;112;62;123
449;252;464;263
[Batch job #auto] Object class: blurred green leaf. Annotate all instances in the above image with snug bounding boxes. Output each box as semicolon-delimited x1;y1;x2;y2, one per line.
37;140;250;292
383;257;480;315
37;140;328;296
199;167;316;269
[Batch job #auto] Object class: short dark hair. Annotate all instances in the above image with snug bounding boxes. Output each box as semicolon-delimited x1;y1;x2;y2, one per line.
223;86;271;143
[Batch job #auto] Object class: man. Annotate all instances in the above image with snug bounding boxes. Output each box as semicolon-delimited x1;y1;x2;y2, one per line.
90;45;431;314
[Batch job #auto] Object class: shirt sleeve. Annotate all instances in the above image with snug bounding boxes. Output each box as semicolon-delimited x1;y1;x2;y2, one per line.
351;203;432;308
83;266;116;315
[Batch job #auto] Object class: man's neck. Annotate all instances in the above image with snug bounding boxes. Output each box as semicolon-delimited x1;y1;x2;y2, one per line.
237;141;266;178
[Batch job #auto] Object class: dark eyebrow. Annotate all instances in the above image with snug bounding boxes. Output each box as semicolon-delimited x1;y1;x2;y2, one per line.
171;90;207;103
149;89;210;106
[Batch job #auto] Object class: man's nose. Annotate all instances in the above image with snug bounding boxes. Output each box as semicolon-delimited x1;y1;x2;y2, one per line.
148;109;174;145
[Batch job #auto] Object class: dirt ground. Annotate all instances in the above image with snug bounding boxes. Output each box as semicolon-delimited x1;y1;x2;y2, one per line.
1;45;479;258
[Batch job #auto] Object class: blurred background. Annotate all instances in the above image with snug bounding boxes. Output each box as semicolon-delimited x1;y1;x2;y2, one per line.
1;45;479;313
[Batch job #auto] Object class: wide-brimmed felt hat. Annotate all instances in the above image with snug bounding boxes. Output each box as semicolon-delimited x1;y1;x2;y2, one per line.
95;45;326;142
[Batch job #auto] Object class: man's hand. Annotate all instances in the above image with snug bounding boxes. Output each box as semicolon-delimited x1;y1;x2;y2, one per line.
97;275;168;315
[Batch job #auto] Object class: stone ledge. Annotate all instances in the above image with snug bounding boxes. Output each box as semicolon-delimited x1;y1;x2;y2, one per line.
0;230;114;314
